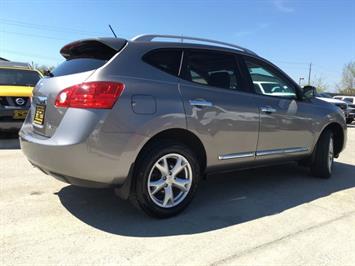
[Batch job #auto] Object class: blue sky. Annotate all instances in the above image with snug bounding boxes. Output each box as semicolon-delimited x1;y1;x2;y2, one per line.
0;0;354;90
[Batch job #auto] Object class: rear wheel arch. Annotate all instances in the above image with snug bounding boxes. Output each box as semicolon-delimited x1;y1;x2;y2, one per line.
116;128;207;200
135;128;207;174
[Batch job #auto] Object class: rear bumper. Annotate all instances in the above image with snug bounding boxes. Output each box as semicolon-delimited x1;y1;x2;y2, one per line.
19;111;146;188
0;121;23;131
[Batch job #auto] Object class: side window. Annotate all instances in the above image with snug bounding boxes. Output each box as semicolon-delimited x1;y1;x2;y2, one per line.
343;97;354;103
143;49;182;76
245;58;297;99
183;50;241;90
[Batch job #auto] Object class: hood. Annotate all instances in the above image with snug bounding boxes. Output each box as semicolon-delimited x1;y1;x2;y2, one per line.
0;85;34;97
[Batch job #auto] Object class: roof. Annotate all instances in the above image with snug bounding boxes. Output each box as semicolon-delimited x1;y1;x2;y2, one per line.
0;61;32;69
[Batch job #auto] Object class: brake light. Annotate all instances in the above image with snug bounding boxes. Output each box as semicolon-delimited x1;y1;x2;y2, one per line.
55;81;124;109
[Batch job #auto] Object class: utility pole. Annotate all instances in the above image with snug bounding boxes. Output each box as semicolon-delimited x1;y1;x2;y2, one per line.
308;63;312;85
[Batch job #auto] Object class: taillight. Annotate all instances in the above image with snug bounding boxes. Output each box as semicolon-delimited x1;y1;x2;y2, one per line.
55;81;124;109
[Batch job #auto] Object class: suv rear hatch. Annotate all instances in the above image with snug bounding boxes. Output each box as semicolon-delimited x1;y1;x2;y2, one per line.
31;38;127;137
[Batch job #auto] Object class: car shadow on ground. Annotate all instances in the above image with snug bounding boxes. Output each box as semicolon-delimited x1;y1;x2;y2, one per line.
0;132;20;149
57;161;355;237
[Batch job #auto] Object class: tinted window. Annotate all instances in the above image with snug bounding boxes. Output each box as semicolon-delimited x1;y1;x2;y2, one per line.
183;50;240;90
143;49;182;76
0;69;41;86
343;97;354;103
245;58;297;99
51;58;107;77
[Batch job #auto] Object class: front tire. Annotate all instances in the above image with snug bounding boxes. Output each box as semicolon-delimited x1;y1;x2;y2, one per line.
132;141;200;218
310;129;334;178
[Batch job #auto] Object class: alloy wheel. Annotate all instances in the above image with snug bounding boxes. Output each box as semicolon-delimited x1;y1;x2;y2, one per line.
147;153;193;208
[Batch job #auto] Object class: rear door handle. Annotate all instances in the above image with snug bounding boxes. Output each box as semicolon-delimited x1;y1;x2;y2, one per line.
189;99;213;108
260;106;277;114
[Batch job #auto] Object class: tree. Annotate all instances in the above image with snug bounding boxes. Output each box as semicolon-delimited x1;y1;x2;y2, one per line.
36;65;55;75
31;63;55;76
338;61;355;95
310;75;328;93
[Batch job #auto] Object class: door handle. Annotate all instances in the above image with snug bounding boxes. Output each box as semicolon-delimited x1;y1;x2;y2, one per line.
260;106;277;114
189;99;213;108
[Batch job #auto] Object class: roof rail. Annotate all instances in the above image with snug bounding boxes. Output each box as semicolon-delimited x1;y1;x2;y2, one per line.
0;61;32;69
132;34;257;55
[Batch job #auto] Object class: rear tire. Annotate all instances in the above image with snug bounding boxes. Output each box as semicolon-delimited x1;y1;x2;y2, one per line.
131;141;200;218
310;129;334;178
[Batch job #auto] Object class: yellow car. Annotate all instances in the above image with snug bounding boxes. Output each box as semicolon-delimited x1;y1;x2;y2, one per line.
0;61;42;132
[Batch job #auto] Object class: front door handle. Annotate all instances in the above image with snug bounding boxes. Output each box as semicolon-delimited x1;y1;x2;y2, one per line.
189;99;213;108
260;106;277;114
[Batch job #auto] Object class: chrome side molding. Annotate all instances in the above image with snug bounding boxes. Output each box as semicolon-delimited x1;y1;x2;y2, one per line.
256;147;308;157
219;147;308;160
218;152;255;160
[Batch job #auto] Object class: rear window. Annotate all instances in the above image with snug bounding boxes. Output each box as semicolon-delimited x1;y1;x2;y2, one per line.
0;68;41;86
143;49;182;76
51;58;107;77
52;39;126;77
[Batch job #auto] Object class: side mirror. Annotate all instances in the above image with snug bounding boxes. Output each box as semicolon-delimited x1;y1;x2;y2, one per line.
303;85;316;99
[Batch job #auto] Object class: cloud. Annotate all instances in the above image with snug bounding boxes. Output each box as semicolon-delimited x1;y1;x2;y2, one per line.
272;0;294;13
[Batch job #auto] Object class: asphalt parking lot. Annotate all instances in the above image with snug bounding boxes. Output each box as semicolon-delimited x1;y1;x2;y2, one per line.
1;126;355;266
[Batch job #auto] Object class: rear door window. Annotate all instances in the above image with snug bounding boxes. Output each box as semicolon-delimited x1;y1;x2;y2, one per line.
143;49;182;76
181;50;242;90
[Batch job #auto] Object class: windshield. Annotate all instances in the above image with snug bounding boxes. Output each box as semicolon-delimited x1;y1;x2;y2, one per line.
0;68;41;86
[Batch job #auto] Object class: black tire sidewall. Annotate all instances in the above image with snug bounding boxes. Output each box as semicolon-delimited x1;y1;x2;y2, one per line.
311;129;334;178
134;141;200;218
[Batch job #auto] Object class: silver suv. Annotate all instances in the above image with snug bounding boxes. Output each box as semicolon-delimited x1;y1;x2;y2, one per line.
20;34;347;217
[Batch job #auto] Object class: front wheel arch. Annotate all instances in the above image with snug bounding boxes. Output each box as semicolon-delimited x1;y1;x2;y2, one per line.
318;122;344;157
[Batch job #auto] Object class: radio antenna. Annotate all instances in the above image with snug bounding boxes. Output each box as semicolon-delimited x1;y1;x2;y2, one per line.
108;24;117;38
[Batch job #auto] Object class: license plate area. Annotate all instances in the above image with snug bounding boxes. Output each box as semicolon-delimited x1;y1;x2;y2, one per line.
13;110;28;120
33;105;46;125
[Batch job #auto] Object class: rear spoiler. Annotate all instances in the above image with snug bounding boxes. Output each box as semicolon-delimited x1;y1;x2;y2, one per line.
60;38;127;60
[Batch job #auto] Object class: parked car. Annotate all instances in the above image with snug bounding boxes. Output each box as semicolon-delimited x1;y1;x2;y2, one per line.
253;81;296;97
20;35;347;217
316;93;352;123
333;95;355;124
0;61;42;132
